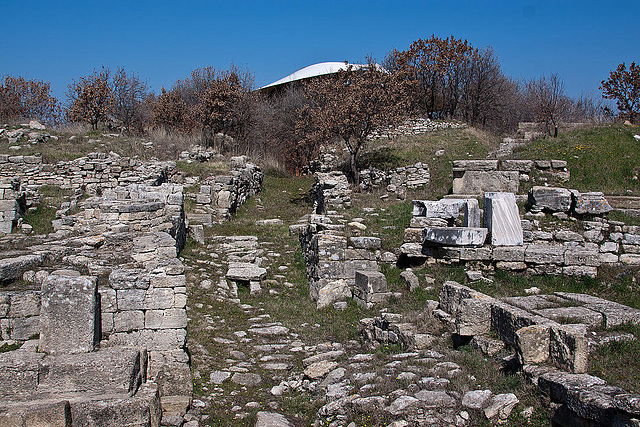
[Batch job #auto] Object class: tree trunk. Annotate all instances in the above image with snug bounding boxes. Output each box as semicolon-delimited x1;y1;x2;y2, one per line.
349;151;360;186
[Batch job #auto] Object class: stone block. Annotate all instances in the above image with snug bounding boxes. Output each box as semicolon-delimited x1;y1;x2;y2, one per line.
491;301;556;346
460;247;492;261
564;248;601;267
554;292;640;328
463;198;481;228
501;159;534;172
143;288;175;310
9;316;41;340
316;279;352;309
549;325;588;374
452;160;499;171
456;293;494;336
529;186;572;212
8;291;40;318
484;192;523;246
150;274;186;288
573;192;613;215
114;310;145;332
515;324;550;364
355;270;387;294
453;171;519;195
117;289;146;311
69;395;151;427
226;262;267;282
39;275;99;355
422;226;488;247
348;236;381;250
0;254;42;282
496;261;528;271
562;265;598;278
439;280;472;315
525;244;565;264
411;199;466;219
493;246;525;262
145;309;187;329
536;306;603;328
403;228;423;243
109;268;150;290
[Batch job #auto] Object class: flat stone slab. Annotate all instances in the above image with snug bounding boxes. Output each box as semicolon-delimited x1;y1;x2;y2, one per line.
484;192;523;246
535;306;604;328
248;325;290;336
422;227;487;247
0;254;42;282
231;372;262;387
226;262;267;282
255;412;294;427
573;192;613;215
529;186;572;213
554;292;640;328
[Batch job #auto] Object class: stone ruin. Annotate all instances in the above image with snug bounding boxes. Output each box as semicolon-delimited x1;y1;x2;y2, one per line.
0;150;263;426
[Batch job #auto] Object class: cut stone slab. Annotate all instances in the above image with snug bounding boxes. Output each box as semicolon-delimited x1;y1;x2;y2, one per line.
0;254;42;282
515;324;551;365
422;227;487;247
414;390;456;407
553;292;640;328
463;198;481;228
248;325;290;336
226;263;267;282
529;186;572;213
453;170;519;195
400;270;419;291
549;324;588;374
412;199;466;219
484;192;523;246
355;270;387;294
573;192;613;215
39;275;99;355
535;306;603;329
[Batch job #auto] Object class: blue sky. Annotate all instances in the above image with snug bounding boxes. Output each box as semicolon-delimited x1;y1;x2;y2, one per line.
1;0;638;102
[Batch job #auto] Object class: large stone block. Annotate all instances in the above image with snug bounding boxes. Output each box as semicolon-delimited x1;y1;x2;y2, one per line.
515;324;550;365
39;275;99;355
573;192;613;215
483;192;523;246
316;279;352;309
0;254;42;282
456;294;494;336
549;325;588;374
529;186;572;213
412;199;466;219
491;301;556;346
355;270;387;294
422;227;488;247
525;244;566;264
453;171;519;195
463;198;481;228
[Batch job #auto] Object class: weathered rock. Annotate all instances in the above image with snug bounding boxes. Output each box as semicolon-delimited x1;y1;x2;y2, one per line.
549;324;588;374
515;324;550;364
529;186;572;213
462;390;493;410
316;279;352;309
573;192;613;215
226;262;267;282
412;199;466;219
0;255;42;282
453;171;519;195
400;270;419;291
484;393;519;420
231;373;262;387
304;360;338;379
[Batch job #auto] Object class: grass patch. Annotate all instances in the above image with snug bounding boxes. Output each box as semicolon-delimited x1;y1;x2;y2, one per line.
176;160;229;179
590;324;640;393
512;124;640;195
608;210;640;226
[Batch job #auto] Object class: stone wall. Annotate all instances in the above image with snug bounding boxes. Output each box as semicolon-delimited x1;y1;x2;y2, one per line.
310;172;352;214
358;162;430;199
400;189;636;278
186;155;263;226
452;159;569;195
370;118;466;140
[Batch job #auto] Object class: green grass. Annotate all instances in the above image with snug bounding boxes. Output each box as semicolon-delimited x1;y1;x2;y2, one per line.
512;124;640;195
590;324;640;393
18;184;75;235
176;160;230;179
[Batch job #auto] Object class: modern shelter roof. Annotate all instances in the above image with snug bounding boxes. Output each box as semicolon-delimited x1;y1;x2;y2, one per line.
258;62;370;91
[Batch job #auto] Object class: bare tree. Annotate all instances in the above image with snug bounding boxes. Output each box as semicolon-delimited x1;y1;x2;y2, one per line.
299;62;408;184
111;67;150;134
601;61;640;124
525;73;569;137
67;67;113;130
0;76;59;124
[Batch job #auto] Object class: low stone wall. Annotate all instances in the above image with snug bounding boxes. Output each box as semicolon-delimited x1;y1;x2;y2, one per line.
452;159;569;195
401;189;636;277
186;156;263;226
370;118;466;140
358;162;430;199
310;172;351;214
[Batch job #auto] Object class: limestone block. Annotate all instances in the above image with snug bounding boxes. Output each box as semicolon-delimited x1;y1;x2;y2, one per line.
150;274;186;288
460;247;492;261
39;275;99;355
8;291;40;318
562;265;598;278
316;279;352;309
573;192;613;215
114;310;145;332
484;192;523;246
423;227;488;247
226;262;267;282
515;324;550;364
400;270;420;291
549;325;588;374
144;288;175;310
553;292;640;328
493;246;525;262
8;316;40;340
439;280;472;315
348;236;381;250
109;328;186;351
501;159;534;172
536;306;603;328
69;395;151;427
452;160;499;171
403;228;423;243
117;289;146;310
109;268;150;290
525;244;566;264
0;254;42;282
456;294;494;336
529;186;572;212
412;199;466;218
453;171;519;195
496;261;528;271
355;270;387;294
564;248;601;267
145;308;187;329
491;301;555;346
409;216;448;228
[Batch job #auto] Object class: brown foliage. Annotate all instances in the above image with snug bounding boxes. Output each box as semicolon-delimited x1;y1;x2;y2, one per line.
0;76;59;124
66;67;113;130
601;61;640;124
298;61;409;184
524;73;570;137
111;67;150;134
151;87;190;132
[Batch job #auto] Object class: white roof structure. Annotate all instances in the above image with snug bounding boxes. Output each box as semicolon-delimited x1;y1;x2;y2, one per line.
258;61;376;91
